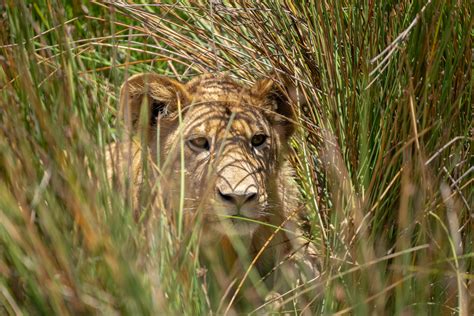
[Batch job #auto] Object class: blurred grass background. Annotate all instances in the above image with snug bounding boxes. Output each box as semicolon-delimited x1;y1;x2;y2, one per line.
0;0;472;314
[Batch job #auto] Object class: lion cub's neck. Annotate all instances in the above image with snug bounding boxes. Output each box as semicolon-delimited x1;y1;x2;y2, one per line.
201;233;254;276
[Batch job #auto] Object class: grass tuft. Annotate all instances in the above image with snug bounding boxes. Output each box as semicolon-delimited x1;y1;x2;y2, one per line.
1;0;472;314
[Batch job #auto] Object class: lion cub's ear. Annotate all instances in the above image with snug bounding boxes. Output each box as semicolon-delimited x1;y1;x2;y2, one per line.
252;77;303;139
119;73;190;135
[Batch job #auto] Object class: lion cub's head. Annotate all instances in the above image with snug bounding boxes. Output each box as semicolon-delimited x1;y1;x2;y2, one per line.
119;73;296;236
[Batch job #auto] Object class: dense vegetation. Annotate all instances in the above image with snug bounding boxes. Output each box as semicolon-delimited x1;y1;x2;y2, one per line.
1;0;472;314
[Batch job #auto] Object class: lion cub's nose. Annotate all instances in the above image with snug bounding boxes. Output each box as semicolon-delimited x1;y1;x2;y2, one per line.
217;188;257;208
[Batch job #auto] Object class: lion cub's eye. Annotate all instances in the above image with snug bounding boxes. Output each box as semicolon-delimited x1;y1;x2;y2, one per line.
188;137;210;151
251;134;267;147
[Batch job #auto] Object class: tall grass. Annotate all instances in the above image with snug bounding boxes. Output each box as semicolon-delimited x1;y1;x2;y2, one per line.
1;0;472;314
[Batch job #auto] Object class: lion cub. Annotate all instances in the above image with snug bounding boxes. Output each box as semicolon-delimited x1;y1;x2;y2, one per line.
108;73;318;309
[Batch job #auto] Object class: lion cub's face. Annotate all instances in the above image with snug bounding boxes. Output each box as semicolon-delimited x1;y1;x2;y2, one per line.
120;74;295;236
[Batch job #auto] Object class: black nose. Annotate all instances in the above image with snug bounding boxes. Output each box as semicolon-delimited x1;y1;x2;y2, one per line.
217;189;257;207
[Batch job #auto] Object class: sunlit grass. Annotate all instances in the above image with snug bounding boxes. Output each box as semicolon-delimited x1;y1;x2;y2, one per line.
1;0;472;314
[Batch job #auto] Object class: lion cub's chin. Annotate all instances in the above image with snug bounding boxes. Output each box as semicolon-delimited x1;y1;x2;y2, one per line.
212;219;259;237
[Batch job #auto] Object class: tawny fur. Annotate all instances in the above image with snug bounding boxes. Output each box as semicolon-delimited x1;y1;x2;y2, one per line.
106;73;318;302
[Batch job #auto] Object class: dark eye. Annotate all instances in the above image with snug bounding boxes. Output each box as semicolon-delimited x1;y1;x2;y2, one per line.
251;134;267;147
188;137;210;151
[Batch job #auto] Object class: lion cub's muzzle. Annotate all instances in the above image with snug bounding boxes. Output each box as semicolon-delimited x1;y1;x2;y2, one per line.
213;160;264;229
216;187;258;214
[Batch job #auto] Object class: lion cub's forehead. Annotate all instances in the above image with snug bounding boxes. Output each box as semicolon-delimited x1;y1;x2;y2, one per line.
183;74;269;137
184;104;268;138
186;74;249;100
